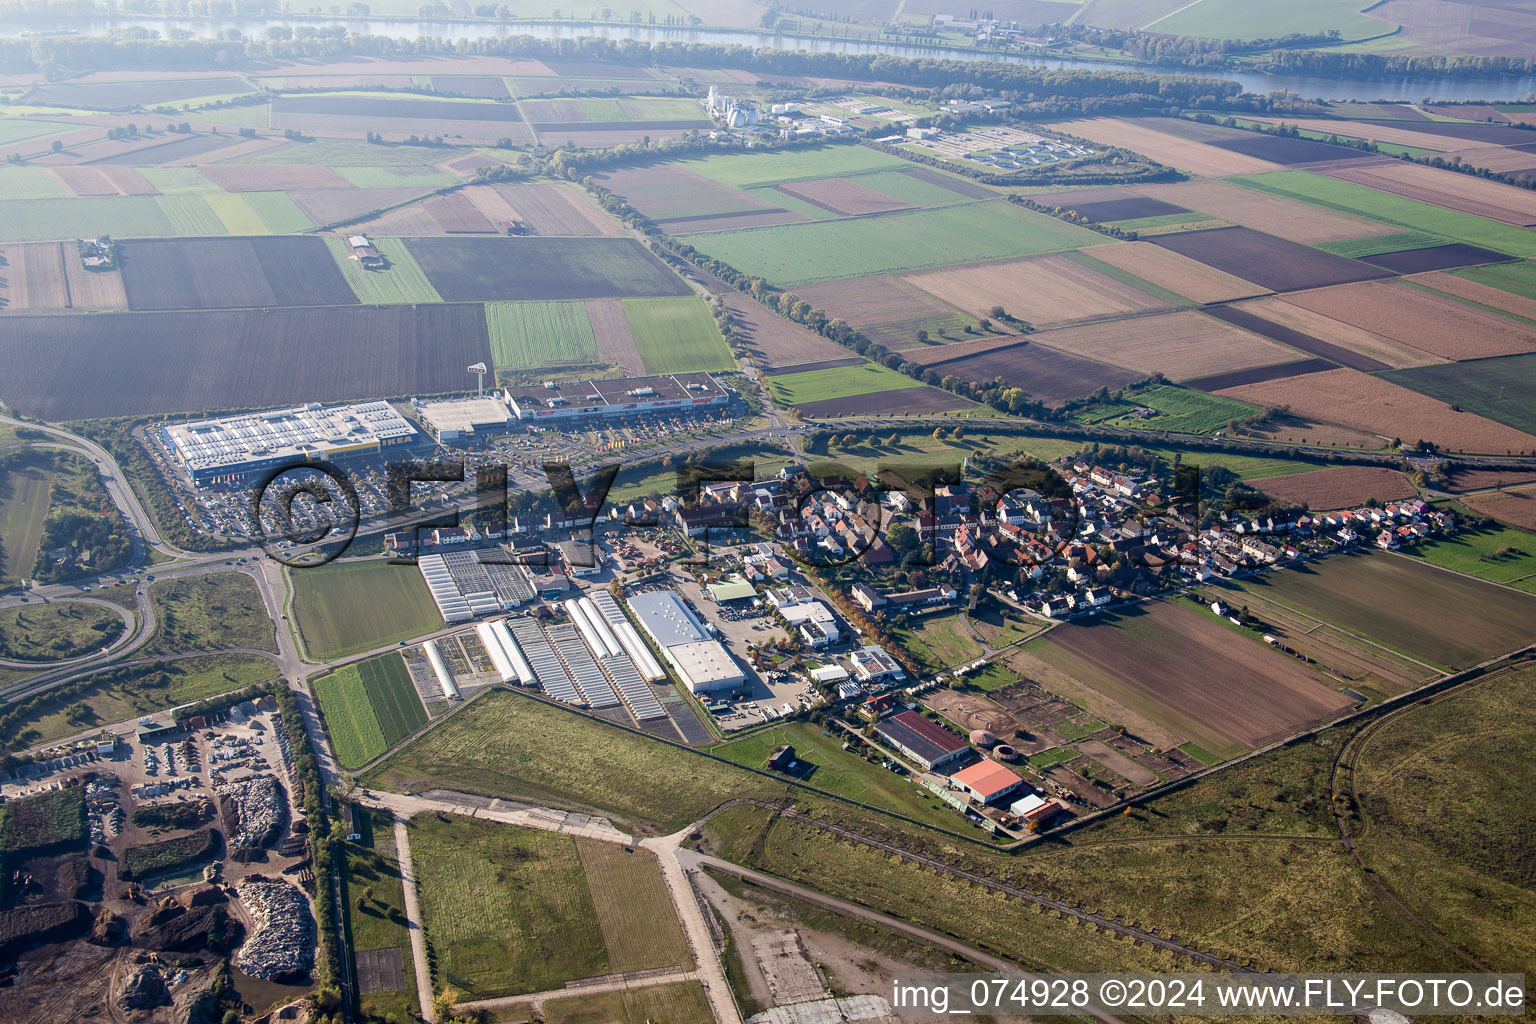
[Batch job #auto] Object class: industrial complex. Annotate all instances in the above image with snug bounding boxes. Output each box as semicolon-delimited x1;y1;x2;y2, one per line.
163;401;418;486
628;589;745;695
504;372;730;423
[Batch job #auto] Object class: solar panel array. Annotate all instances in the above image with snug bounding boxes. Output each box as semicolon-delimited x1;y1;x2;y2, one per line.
507;619;581;704
601;654;667;720
547;623;621;709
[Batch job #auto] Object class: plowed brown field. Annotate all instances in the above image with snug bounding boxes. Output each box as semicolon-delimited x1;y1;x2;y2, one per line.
1282;281;1536;360
776;177;912;216
1464;484;1536;529
721;292;849;368
1028;309;1301;381
903;253;1169;328
486;182;624;236
1081;241;1266;303
202;164;351;192
1139;179;1395;243
1255;465;1418;510
1233;295;1446;369
586;298;644;375
1218;367;1536;454
1324;160;1536;226
1410;270;1536;320
1053;118;1279;176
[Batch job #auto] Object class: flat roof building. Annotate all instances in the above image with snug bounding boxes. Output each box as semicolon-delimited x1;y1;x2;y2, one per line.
505;373;729;423
165;401;417;486
628;589;742;694
950;760;1026;806
874;710;969;772
417;393;518;442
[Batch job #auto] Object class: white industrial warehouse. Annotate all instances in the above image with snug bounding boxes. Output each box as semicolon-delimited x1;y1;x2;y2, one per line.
164;400;417;486
627;590;744;694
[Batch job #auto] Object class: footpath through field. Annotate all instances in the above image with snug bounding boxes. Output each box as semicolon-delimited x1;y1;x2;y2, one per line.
392;815;436;1024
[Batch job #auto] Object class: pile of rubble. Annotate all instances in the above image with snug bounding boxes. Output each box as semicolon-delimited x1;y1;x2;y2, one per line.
217;774;287;850
233;880;315;982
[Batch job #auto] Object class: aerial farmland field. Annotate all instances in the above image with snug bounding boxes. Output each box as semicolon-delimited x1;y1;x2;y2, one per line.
1009;598;1354;757
1230;171;1536;257
408;236;689;300
621;296;735;374
687;200;1103;284
1252;465;1418;510
291;559;441;661
679;144;910;189
118;236;358;310
322;235;443;304
407;814;609;999
1384;353;1536;436
766;362;927;408
364;689;780;833
486;300;599;369
314;663;389;769
1227;551;1536;671
1402;525;1536;593
0;303;491;419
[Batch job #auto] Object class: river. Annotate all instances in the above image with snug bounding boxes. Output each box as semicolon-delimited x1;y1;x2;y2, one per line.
9;16;1536;101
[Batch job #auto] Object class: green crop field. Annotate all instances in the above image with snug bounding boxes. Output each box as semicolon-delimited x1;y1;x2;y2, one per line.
315;663;389;768
1230;171;1536;257
618;95;706;121
364;688;784;832
1316;232;1449;257
0;120;74;146
156;194;227;235
230;137;467;167
290;558;441;661
242;191;315;232
681;144;910;189
0;460;54;583
357;652;428;745
136;167;217;194
202;192;267;234
1076;385;1261;435
852;168;983;206
541;982;713;1024
713;719;990;833
407;813;608;998
689;200;1102;284
342;810;419;1021
810;428;1082;478
1453;259;1536;300
1401;525;1536;592
1228;550;1536;671
1152;0;1405;41
323;235;441;304
1383;353;1536;436
623;296;736;374
767;362;924;407
0;196;205;242
0;166;73;200
486;300;598;368
891;612;985;673
337;166;457;189
576;840;692;970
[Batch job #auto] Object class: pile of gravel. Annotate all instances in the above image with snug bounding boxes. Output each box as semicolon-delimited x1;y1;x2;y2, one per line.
217;775;287;850
233;880;315;982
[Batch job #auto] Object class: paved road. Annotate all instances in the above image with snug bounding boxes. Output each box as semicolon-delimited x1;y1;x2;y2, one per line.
0;595;139;671
460;968;700;1014
392;815;436;1024
642;827;743;1024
